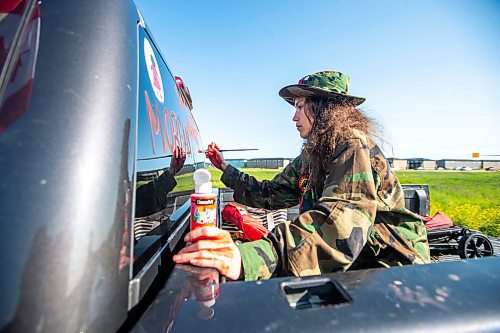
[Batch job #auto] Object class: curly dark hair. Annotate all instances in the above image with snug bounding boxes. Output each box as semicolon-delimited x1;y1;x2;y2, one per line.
301;97;378;186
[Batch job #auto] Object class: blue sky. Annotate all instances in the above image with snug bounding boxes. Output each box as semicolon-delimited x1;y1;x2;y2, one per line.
135;0;500;161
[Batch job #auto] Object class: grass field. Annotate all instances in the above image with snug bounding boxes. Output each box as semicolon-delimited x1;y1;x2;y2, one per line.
173;168;500;237
173;168;279;190
395;170;500;237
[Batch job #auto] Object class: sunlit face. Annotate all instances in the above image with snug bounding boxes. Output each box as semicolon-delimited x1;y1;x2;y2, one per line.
293;97;314;139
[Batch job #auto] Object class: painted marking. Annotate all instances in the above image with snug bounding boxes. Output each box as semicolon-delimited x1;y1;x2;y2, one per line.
143;38;164;103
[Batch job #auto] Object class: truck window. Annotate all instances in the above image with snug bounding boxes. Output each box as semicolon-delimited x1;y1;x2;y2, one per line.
132;28;203;276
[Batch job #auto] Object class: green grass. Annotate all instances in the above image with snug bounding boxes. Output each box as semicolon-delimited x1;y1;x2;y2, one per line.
395;170;500;237
173;168;282;191
173;168;500;237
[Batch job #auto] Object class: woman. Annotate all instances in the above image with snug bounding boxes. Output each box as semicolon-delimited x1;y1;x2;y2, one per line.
173;70;430;281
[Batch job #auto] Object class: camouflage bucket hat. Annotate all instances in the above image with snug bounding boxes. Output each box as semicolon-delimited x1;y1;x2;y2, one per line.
279;70;365;106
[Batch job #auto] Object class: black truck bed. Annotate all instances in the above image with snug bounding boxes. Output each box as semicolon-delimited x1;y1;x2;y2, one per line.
132;256;500;333
131;186;500;332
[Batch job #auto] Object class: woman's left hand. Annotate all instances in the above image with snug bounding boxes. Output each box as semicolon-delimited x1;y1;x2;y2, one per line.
173;226;242;280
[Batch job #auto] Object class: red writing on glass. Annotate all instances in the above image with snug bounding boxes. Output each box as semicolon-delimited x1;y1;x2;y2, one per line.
144;90;195;156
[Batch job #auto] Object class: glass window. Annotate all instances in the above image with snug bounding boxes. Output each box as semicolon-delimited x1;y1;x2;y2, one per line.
132;29;204;274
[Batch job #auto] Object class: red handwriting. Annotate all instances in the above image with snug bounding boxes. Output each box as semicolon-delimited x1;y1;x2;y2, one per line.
144;90;196;156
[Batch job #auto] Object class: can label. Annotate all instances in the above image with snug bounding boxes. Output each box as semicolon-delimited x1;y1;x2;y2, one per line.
190;193;217;230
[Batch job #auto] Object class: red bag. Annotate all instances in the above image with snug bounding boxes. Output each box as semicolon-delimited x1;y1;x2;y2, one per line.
221;203;269;241
422;211;454;230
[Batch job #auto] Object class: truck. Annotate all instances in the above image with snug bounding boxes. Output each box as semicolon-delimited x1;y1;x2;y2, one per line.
1;1;499;332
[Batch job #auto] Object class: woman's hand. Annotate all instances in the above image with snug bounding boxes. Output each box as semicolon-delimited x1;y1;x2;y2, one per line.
173;226;242;280
205;142;227;171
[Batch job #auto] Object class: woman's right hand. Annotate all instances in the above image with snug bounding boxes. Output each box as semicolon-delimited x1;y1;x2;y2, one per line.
205;142;227;171
173;226;242;280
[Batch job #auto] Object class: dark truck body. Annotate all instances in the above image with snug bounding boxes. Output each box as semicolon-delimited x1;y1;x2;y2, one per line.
1;0;202;331
0;1;499;332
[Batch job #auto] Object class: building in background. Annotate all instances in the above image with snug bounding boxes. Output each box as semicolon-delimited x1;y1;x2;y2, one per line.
226;159;247;168
407;158;436;170
482;160;500;169
436;159;500;170
388;158;408;170
246;158;292;169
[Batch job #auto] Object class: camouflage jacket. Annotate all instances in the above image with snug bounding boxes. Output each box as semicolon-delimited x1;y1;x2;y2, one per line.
221;130;430;281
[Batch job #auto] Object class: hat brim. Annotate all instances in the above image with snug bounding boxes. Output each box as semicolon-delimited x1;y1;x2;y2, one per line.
279;84;365;106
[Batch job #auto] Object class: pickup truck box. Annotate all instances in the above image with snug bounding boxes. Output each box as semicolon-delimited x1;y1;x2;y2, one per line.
1;1;499;332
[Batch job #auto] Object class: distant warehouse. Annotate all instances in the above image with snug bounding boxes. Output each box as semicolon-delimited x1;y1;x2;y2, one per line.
246;158;292;169
483;160;500;169
226;159;247;168
387;158;408;170
407;158;436;170
436;159;500;170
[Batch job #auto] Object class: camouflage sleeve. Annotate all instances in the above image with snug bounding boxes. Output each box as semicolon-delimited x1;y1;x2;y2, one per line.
220;158;302;209
135;171;177;217
237;239;278;280
237;138;378;280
